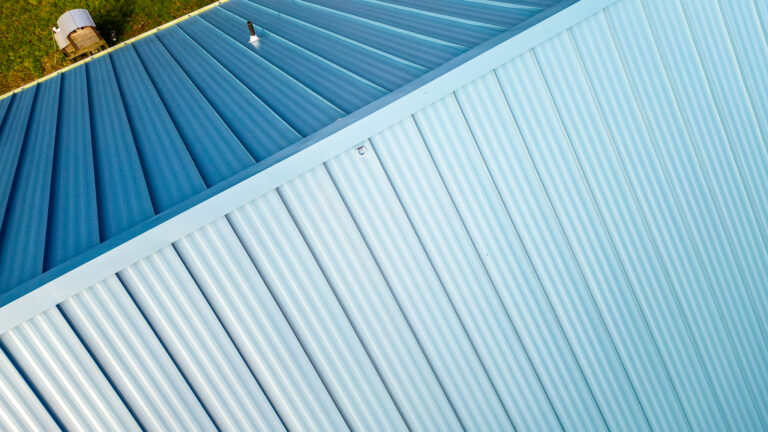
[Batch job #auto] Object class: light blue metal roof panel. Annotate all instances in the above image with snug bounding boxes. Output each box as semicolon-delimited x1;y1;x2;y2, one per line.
1;308;141;430
229;192;410;431
0;347;59;431
59;276;218;430
533;29;692;430
0;0;556;301
568;11;729;429
118;248;288;431
452;73;609;431
173;220;349;431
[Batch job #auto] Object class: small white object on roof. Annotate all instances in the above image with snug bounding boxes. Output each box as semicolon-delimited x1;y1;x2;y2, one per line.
52;9;97;50
247;21;259;45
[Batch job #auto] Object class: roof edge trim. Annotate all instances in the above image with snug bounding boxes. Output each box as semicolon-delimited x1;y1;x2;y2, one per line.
0;0;619;333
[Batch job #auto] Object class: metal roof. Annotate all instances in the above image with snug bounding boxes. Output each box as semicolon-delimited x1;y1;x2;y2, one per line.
2;0;768;430
0;0;559;302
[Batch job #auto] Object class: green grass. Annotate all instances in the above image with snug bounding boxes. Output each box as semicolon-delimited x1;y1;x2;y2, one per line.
0;0;214;95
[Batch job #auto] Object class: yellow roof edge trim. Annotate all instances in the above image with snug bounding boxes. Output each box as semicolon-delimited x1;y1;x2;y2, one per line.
0;0;228;101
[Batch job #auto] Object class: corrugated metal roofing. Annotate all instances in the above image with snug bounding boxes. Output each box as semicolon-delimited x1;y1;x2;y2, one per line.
0;0;559;301
2;0;768;430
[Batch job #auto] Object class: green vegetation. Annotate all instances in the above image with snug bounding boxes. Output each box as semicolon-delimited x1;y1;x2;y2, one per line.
0;0;214;95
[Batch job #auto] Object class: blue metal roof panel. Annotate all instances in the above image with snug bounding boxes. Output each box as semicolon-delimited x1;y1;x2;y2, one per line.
131;38;255;183
170;20;340;136
375;0;539;27
87;56;155;241
0;98;11;130
302;0;500;47
0;78;60;289
244;0;465;68
217;1;425;90
0;0;559;310
0;90;36;232
152;27;301;147
187;11;385;113
45;67;99;269
110;46;206;213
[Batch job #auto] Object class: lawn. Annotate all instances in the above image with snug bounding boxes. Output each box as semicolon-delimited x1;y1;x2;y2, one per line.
0;0;215;95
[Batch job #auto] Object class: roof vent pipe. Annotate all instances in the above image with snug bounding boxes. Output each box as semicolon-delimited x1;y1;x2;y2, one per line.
247;21;259;44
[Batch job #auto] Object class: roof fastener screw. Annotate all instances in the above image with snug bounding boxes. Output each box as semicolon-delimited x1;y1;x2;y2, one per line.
356;146;367;158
